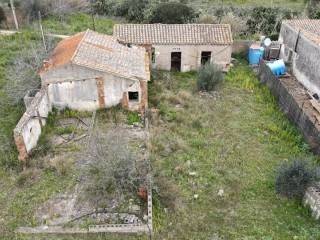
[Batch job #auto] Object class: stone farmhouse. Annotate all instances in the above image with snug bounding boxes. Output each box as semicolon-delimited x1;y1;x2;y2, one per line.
279;19;320;96
14;29;150;162
114;24;233;72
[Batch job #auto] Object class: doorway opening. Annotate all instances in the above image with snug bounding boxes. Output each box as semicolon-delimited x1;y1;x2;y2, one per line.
171;52;181;71
201;51;211;65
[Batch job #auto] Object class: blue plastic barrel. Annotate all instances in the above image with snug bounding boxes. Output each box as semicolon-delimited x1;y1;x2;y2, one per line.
248;45;264;65
266;60;286;76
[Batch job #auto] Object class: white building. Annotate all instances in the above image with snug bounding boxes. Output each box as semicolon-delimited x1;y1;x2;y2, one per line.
114;24;233;72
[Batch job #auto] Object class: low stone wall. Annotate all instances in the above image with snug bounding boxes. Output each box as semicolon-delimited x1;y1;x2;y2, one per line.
13;87;52;162
258;61;320;154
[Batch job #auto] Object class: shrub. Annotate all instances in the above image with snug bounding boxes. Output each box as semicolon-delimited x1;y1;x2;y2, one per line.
51;157;74;176
149;2;198;24
92;0;119;15
116;0;149;23
153;175;180;210
220;12;247;38
21;0;89;21
275;160;316;200
16;168;41;186
197;63;223;92
5;38;57;105
307;0;320;19
84;131;144;208
246;7;294;36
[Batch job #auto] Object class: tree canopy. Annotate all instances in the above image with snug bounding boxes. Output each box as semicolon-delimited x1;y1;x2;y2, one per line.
149;2;198;24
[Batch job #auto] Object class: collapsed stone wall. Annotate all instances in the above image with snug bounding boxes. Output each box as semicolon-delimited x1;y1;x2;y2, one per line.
13;87;52;163
258;61;320;154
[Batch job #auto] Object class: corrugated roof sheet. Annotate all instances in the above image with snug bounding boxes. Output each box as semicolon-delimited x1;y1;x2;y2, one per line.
40;29;150;81
283;19;320;45
113;24;233;45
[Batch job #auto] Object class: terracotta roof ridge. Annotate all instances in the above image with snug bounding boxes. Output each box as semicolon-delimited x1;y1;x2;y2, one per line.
70;29;90;64
114;23;231;28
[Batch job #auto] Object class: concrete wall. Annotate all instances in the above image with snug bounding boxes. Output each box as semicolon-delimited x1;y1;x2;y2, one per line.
14;87;52;162
279;23;320;95
304;184;320;220
153;44;232;72
258;61;320;154
41;64;143;112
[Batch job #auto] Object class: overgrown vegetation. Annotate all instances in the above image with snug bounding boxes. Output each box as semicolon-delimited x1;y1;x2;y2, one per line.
148;59;320;239
307;0;320;18
0;33;42;169
42;13;115;35
276;159;317;200
149;2;198;24
0;3;319;237
5;37;56;104
16;0;89;22
84;131;143;208
197;63;224;91
127;111;141;125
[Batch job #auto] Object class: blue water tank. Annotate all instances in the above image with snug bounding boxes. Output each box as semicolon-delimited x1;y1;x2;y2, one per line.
248;45;264;65
266;59;286;76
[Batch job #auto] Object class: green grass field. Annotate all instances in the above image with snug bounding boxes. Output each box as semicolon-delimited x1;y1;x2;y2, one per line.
42;13;116;35
148;62;320;239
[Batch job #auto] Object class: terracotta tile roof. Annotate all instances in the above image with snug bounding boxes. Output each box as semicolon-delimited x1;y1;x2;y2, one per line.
113;24;233;45
40;29;150;81
283;19;320;45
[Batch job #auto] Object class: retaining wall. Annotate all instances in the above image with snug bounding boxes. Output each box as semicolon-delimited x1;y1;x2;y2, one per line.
13;87;52;162
258;61;320;154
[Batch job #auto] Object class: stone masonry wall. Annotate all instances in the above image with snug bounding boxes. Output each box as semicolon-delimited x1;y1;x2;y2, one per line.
153;44;232;72
258;61;320;154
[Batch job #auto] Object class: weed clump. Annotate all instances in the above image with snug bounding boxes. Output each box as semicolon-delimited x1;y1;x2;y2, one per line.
83;131;145;208
16;168;41;186
275;159;316;200
50;157;74;176
197;63;223;91
127;112;141;125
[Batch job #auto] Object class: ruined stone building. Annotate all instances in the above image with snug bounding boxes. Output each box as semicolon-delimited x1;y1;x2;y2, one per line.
14;29;150;162
113;24;233;72
39;29;150;112
279;19;320;95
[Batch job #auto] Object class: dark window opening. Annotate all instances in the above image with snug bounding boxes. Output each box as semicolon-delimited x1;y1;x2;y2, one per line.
201;51;211;65
151;47;156;64
171;52;181;71
129;91;139;101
